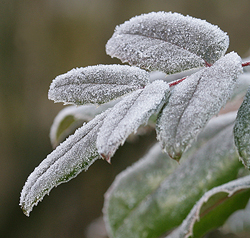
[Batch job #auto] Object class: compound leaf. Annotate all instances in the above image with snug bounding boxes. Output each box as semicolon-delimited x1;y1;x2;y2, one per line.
156;52;243;161
234;87;250;169
48;64;149;105
97;80;169;162
106;12;229;74
20;110;109;216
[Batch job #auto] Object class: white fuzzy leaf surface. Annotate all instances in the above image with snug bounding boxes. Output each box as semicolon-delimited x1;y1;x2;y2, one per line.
234;87;250;169
20;110;109;216
156;52;243;161
106;12;229;74
97;80;169;161
48;65;149;105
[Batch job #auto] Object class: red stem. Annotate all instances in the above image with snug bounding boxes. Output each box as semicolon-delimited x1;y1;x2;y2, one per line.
169;61;250;88
169;77;186;87
242;61;250;67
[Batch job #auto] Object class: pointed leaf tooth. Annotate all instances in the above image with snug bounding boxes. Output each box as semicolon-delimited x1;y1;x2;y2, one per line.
156;52;243;161
97;80;170;160
48;64;149;105
106;12;229;74
19;110;109;216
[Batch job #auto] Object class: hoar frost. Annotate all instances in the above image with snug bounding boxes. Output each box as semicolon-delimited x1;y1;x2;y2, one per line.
20;110;109;216
156;52;243;161
48;64;149;105
106;11;229;74
20;10;249;224
97;80;170;162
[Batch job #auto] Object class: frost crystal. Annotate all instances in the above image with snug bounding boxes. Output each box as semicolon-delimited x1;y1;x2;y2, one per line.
97;80;170;162
50;101;118;147
20;110;109;216
157;52;243;161
234;87;250;169
48;64;149;105
106;11;229;74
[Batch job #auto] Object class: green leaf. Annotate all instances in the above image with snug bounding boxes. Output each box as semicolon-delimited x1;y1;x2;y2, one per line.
106;12;229;74
104;123;242;238
166;176;250;238
156;52;243;161
234;87;250;169
48;64;149;105
222;198;250;235
20;110;109;216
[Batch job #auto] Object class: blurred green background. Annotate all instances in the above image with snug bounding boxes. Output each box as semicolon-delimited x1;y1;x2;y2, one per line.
1;0;250;237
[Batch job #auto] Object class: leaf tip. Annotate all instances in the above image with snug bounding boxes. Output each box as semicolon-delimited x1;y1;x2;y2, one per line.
101;153;112;164
19;202;31;217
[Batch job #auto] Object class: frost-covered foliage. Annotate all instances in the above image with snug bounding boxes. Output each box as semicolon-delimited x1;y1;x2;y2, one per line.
20;11;250;238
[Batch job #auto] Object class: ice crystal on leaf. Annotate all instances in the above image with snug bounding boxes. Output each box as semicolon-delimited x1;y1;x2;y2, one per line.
106;12;229;74
97;80;170;162
20;110;109;216
48;64;149;105
49;101;117;148
156;52;243;161
20;11;250;234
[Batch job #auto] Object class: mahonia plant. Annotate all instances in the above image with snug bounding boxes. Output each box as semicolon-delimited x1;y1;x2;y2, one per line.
20;12;250;238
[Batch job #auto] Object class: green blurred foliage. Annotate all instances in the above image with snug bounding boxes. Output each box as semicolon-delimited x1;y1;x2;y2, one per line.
0;0;250;237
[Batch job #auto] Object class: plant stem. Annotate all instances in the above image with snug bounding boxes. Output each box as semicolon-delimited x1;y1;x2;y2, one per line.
242;61;250;67
169;77;186;87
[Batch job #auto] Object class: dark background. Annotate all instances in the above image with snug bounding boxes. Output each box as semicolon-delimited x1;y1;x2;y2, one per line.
1;0;250;237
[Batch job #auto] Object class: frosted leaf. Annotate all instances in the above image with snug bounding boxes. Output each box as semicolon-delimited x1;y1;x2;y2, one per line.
97;80;169;162
20;110;109;216
104;124;242;238
166;176;250;238
48;64;149;105
50;100;117;148
234;87;250;169
156;52;243;161
106;12;229;74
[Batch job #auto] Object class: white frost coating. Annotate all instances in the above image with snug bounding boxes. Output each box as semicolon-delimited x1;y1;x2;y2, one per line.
20;110;109;216
165;175;250;238
234;87;250;168
97;80;169;161
50;101;118;147
156;52;243;161
48;64;149;105
106;11;229;74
